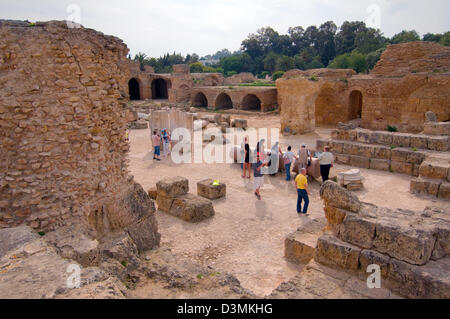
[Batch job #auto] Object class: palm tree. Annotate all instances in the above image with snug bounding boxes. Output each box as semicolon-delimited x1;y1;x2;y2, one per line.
134;52;147;71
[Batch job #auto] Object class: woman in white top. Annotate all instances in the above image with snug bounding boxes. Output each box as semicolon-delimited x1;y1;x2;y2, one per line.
318;146;334;182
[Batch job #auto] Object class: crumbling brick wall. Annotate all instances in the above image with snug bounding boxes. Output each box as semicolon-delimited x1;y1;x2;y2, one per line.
0;20;159;249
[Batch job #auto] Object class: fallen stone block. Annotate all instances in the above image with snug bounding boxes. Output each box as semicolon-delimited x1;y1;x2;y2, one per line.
324;205;348;232
156;194;174;212
167;194;215;223
197;179;226;200
127;215;161;253
346;182;363;191
156;176;189;197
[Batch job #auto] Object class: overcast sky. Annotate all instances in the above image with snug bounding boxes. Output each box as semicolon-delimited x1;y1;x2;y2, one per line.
1;0;449;58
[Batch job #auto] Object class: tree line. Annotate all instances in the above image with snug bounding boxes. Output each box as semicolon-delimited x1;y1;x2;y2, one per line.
132;21;449;77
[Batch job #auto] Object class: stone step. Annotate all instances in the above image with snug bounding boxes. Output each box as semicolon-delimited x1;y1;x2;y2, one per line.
331;128;449;152
313;233;450;299
284;219;325;265
410;177;450;199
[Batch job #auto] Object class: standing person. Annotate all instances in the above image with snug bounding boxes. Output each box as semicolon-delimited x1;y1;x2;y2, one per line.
298;143;312;169
283;146;296;181
253;154;268;200
240;136;245;170
161;128;171;157
318;145;334;182
294;168;310;215
152;130;161;161
256;139;266;162
242;136;251;179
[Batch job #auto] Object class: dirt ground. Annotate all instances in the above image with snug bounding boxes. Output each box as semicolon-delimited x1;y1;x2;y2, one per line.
128;112;448;297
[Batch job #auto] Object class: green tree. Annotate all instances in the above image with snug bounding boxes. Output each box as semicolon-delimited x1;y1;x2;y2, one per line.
189;62;204;73
354;28;387;54
335;21;368;54
422;33;442;43
263;52;279;73
272;71;285;81
439;32;450;46
390;30;420;44
134;52;148;71
276;56;294;71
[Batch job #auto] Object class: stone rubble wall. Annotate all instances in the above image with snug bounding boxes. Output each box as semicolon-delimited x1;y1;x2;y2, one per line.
316;181;450;298
0;20;161;251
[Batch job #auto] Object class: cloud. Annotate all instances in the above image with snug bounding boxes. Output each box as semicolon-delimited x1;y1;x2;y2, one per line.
0;0;449;57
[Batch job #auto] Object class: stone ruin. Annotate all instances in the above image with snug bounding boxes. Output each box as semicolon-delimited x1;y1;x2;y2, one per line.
282;181;450;299
0;20;160;291
277;41;450;134
155;176;215;222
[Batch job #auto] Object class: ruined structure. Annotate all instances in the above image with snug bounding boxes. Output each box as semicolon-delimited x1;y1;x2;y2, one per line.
128;62;278;112
0;20;159;250
277;42;450;134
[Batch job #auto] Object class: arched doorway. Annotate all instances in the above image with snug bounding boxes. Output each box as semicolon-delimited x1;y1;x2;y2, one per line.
215;93;233;110
193;92;208;107
349;90;363;120
128;78;140;100
241;94;261;111
152;78;168;99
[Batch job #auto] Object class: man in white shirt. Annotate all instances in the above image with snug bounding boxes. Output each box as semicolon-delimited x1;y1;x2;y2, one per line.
318;146;334;182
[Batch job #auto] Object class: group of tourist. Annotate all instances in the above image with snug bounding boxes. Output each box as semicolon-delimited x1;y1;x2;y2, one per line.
240;138;334;215
151;128;172;161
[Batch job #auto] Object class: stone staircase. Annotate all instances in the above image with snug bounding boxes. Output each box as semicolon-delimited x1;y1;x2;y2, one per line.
316;128;449;199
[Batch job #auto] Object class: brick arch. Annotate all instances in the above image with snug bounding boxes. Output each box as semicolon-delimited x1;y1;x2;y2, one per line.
128;78;141;100
241;94;261;111
151;77;172;99
215;92;233;110
192;91;208;107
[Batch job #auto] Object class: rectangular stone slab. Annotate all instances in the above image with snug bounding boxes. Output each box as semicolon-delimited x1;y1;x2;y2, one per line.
197;179;226;200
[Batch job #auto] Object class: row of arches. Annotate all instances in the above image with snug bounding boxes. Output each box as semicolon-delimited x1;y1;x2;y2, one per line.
128;78;169;100
193;92;262;111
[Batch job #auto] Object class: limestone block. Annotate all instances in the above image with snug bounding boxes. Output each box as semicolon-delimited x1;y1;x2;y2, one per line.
338;213;375;249
390;161;413;175
359;249;390;278
392;133;411;148
372;145;391;160
156;176;189;197
197;179;226;200
232;119;248;129
427;136;449;152
156;194;174;213
370;131;393;145
423;122;450;136
438;182;450;200
314;234;361;271
431;222;450;260
372;218;435;265
329;141;343;154
410;135;428;150
127;215;161;253
320;181;361;213
346;182;363;191
419;161;448;180
324;205;348;231
356;130;371;144
349;155;370;169
425;111;437;122
391;148;410;162
167;194;214;223
406;151;426;165
285;231;318;264
410;178;441;197
370;159;390;171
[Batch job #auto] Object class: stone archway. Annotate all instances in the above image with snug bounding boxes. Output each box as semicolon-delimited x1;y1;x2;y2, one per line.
152;78;169;99
215;93;233;110
241;94;261;111
349;90;363;120
128;78;140;100
193;92;208;107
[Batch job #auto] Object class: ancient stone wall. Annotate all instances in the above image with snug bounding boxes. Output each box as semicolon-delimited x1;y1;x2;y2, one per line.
372;41;450;76
316;181;450;298
223;72;256;84
0;21;160;250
